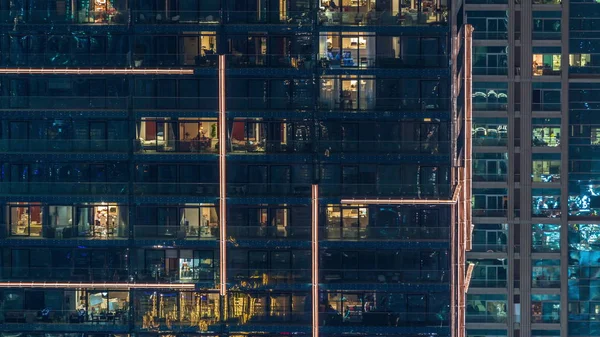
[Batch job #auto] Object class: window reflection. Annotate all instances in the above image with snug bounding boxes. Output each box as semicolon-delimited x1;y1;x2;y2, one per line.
472;83;508;111
568;185;600;217
569;224;600;250
136;291;220;329
471;224;507;252
532;224;560;252
0;289;129;325
532;189;561;218
322;291;449;326
532;260;561;288
472;188;508;217
472;118;508;146
466;294;507;323
228;292;309;324
468;259;507;287
532;295;560;323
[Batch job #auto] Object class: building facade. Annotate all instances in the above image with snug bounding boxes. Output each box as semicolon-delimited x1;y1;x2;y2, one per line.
0;1;470;337
465;1;599;337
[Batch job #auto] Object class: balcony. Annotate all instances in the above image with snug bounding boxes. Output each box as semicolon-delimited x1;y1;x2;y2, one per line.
229;226;310;240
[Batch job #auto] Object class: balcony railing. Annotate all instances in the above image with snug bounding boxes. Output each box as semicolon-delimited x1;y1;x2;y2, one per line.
3;267;129;282
473;173;508;182
321;312;448;327
0;9;448;26
228;183;453;199
0;10;130;25
321;226;450;241
0;139;130;153
0;96;129;110
0;182;128;196
472;209;507;217
470;243;508;252
468;279;507;288
0;53;217;68
133;225;218;240
1;309;129;325
228;269;310;286
466;313;507;323
0;139;452;155
320;269;448;284
319;54;448;69
228;226;310;240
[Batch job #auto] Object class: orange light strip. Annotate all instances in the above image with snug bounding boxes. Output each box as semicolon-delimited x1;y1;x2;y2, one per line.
464;263;475;293
0;68;194;75
311;184;319;337
340;198;457;205
218;55;227;297
0;282;195;289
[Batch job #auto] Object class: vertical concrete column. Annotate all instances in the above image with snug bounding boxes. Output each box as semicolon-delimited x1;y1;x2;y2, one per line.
519;1;533;336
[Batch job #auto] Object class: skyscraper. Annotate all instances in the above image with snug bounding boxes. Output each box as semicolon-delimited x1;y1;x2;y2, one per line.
466;1;599;337
0;1;471;337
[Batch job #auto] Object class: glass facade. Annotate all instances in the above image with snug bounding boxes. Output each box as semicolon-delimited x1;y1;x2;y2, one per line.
0;1;467;337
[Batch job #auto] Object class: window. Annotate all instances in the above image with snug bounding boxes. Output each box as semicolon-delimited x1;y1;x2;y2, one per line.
532;47;561;76
532;12;561;40
532;295;560;323
532;189;561;218
569;54;591;67
533;82;561;111
532;224;560;252
532;260;561;288
532;118;561;147
9;204;43;237
532;154;561;182
473;82;508;111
